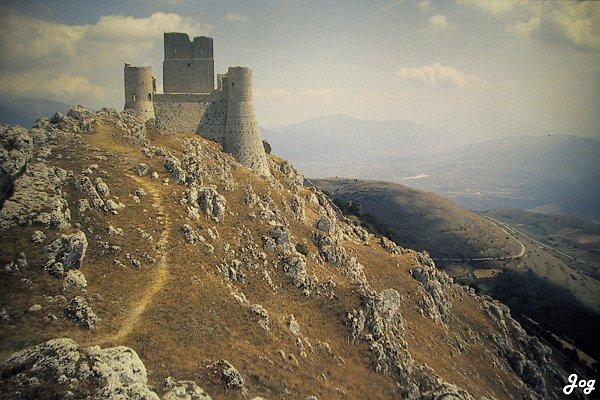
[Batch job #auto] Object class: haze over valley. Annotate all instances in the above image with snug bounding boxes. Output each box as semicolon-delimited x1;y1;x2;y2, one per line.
264;114;600;221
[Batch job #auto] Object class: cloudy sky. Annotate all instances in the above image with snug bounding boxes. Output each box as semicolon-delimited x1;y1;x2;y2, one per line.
0;0;598;142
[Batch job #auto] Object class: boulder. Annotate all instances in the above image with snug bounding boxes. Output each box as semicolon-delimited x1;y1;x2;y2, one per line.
161;376;212;400
250;304;270;332
197;187;226;222
63;270;88;290
0;338;160;399
208;359;244;390
135;163;150;176
64;296;99;329
0;124;33;205
45;231;88;278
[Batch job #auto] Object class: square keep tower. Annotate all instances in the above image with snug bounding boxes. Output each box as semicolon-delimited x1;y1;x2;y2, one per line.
163;32;214;94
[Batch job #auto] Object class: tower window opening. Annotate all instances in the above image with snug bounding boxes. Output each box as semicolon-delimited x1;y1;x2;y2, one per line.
132;94;136;103
148;93;152;101
187;63;190;67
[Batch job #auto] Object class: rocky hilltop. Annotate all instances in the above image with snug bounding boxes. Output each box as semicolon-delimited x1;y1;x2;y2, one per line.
0;107;578;399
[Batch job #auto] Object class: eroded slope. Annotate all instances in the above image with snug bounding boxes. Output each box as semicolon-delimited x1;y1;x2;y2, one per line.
0;109;576;399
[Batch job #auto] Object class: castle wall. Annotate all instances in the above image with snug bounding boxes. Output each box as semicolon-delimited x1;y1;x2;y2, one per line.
197;89;228;142
163;33;214;93
223;67;270;176
123;35;270;176
155;93;210;103
123;64;155;121
153;93;209;135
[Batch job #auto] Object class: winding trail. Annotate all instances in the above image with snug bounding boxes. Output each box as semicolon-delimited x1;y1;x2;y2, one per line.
483;217;526;258
104;173;171;343
485;216;587;264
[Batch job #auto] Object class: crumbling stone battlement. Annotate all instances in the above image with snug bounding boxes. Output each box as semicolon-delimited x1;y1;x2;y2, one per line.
123;33;270;176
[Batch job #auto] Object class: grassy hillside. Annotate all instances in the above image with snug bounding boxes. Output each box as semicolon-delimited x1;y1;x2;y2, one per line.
312;178;600;363
484;209;600;280
311;178;523;261
0;110;580;399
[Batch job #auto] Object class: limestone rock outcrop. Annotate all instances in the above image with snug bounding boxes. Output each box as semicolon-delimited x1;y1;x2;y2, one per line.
410;254;453;326
195;186;226;222
161;377;212;400
0;338;159;399
45;231;88;278
64;296;99;329
0;124;33;204
0;163;70;231
208;359;245;391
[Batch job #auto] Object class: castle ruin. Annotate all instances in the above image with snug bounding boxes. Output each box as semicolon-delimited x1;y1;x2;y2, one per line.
124;33;270;176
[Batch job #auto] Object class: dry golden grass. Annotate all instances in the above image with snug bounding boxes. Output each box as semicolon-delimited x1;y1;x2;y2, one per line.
0;121;559;399
312;178;523;260
474;269;502;279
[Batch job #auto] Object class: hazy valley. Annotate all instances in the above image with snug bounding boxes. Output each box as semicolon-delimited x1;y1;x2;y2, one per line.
264;115;600;221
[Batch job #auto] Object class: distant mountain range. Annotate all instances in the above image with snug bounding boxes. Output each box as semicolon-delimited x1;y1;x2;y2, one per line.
262;114;459;177
0;98;71;128
262;114;600;220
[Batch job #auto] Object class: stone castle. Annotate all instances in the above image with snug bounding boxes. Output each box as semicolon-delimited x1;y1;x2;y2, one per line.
124;32;270;176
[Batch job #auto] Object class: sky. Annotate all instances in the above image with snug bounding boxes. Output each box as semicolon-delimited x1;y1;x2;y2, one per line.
0;0;598;142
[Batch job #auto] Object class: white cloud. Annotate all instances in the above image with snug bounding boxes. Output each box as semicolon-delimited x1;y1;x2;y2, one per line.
0;11;85;70
0;71;107;104
0;9;212;107
381;0;404;12
550;2;600;50
397;63;489;88
429;15;448;32
512;16;540;38
223;12;249;23
457;0;521;16
88;12;207;41
255;88;292;99
459;1;600;51
418;1;431;12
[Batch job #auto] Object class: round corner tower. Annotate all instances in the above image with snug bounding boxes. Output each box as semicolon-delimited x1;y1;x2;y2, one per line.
224;67;270;176
124;63;156;121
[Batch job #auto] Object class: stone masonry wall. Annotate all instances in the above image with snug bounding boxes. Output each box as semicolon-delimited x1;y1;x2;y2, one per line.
197;89;228;143
153;94;209;135
163;33;214;94
124;34;270;176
